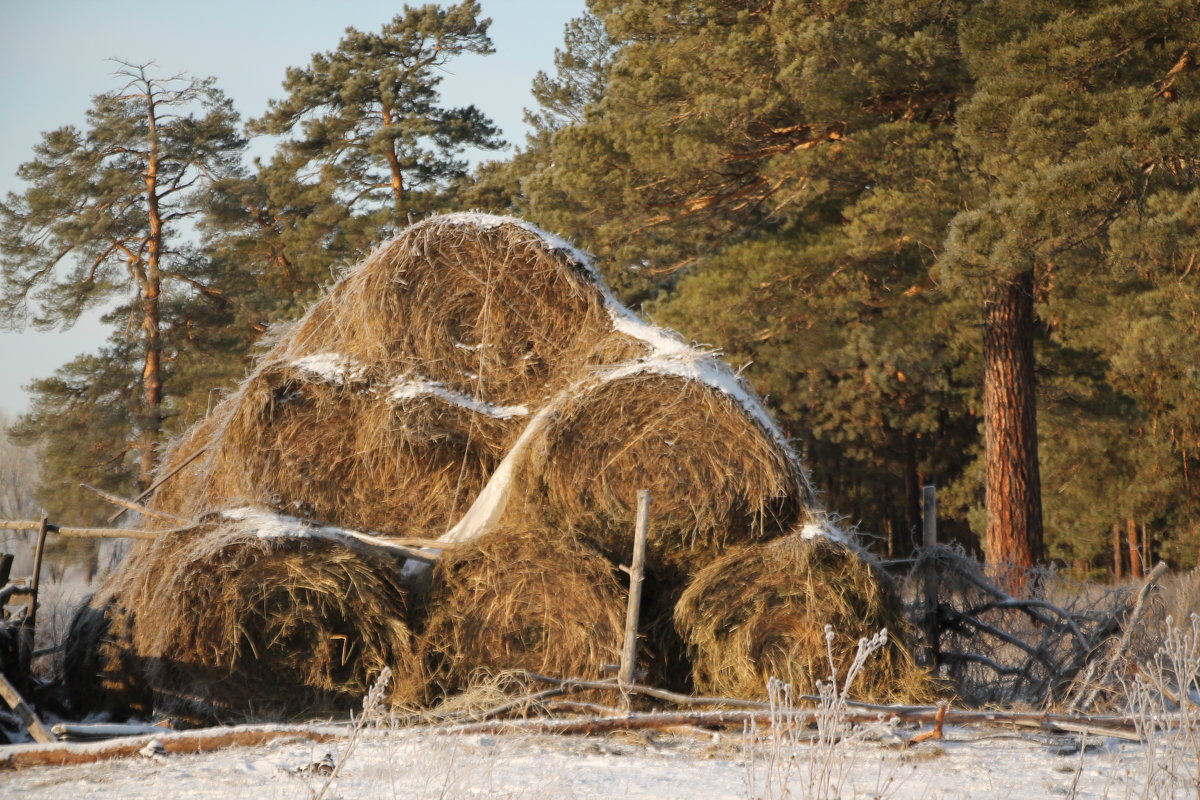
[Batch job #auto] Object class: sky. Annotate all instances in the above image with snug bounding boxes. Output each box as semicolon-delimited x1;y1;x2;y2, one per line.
0;0;587;416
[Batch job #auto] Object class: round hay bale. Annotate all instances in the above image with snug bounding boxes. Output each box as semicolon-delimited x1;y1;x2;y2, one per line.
510;370;809;581
152;362;511;536
422;525;627;696
66;513;424;723
674;534;933;703
280;214;630;407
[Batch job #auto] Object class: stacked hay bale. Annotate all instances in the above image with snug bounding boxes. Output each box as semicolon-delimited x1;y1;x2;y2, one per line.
676;533;932;702
422;525;627;695
67;511;422;724
70;213;930;719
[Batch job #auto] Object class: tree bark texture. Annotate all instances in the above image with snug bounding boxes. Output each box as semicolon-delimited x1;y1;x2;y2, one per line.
1112;522;1124;580
982;270;1044;573
1126;518;1143;579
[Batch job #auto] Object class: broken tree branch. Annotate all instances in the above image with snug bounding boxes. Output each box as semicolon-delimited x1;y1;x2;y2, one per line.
80;483;195;526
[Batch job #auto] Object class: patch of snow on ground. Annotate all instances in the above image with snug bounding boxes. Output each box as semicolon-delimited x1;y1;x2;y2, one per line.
1;726;1180;800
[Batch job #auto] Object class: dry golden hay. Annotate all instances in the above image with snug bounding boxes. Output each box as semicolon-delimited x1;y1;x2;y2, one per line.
64;512;423;723
152;360;512;536
506;369;811;582
422;525;627;698
675;533;935;704
278;214;638;408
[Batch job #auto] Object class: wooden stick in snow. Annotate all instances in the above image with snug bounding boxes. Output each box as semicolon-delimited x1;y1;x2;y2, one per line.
619;489;650;694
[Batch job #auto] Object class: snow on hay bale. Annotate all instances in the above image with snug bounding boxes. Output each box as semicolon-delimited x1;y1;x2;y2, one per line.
674;533;934;703
421;525;627;697
65;511;422;723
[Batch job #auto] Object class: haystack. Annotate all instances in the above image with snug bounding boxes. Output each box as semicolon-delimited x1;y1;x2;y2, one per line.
97;212;908;714
675;533;933;703
422;525;627;697
66;511;421;723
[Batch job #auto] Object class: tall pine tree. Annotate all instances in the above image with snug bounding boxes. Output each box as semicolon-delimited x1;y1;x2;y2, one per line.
0;62;244;487
250;1;504;224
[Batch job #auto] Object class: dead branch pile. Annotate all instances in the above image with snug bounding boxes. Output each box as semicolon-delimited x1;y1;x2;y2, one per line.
905;546;1151;708
65;512;421;724
676;533;935;703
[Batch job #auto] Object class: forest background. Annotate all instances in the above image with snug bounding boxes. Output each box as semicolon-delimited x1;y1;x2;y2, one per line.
2;0;1198;581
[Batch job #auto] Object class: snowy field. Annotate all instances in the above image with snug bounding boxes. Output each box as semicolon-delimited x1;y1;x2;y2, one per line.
0;723;1186;799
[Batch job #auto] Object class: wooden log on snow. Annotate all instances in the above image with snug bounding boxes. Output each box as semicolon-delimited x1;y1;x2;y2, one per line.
0;724;347;769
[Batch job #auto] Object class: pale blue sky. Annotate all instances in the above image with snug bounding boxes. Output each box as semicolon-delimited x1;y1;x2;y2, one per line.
0;0;586;415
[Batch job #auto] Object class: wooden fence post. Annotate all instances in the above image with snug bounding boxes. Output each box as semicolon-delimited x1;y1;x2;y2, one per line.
19;515;49;675
619;490;651;699
921;485;940;669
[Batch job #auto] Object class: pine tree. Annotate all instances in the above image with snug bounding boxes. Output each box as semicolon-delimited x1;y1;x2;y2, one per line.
941;0;1200;571
250;1;504;223
0;62;244;486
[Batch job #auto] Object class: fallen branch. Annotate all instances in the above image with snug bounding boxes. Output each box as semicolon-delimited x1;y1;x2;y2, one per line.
429;706;1150;739
0;673;56;744
515;672;931;715
0;724;347;770
108;445;208;524
1069;561;1169;713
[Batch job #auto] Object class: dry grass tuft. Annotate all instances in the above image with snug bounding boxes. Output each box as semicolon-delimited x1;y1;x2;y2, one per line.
64;513;422;723
675;533;934;704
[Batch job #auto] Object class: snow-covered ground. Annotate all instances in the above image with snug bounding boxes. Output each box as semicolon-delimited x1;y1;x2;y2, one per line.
0;724;1183;799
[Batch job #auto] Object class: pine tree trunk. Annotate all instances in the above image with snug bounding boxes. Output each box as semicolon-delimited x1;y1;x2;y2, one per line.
1112;521;1124;581
982;270;1044;577
1126;518;1143;579
380;106;405;205
139;92;164;488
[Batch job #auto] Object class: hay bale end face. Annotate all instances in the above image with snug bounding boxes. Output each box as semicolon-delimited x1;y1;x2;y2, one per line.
65;512;423;723
154;362;510;536
675;534;934;704
422;525;627;697
512;370;808;582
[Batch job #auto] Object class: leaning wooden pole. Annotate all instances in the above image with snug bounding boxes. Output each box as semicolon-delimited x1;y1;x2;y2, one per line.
0;672;56;744
618;490;651;693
